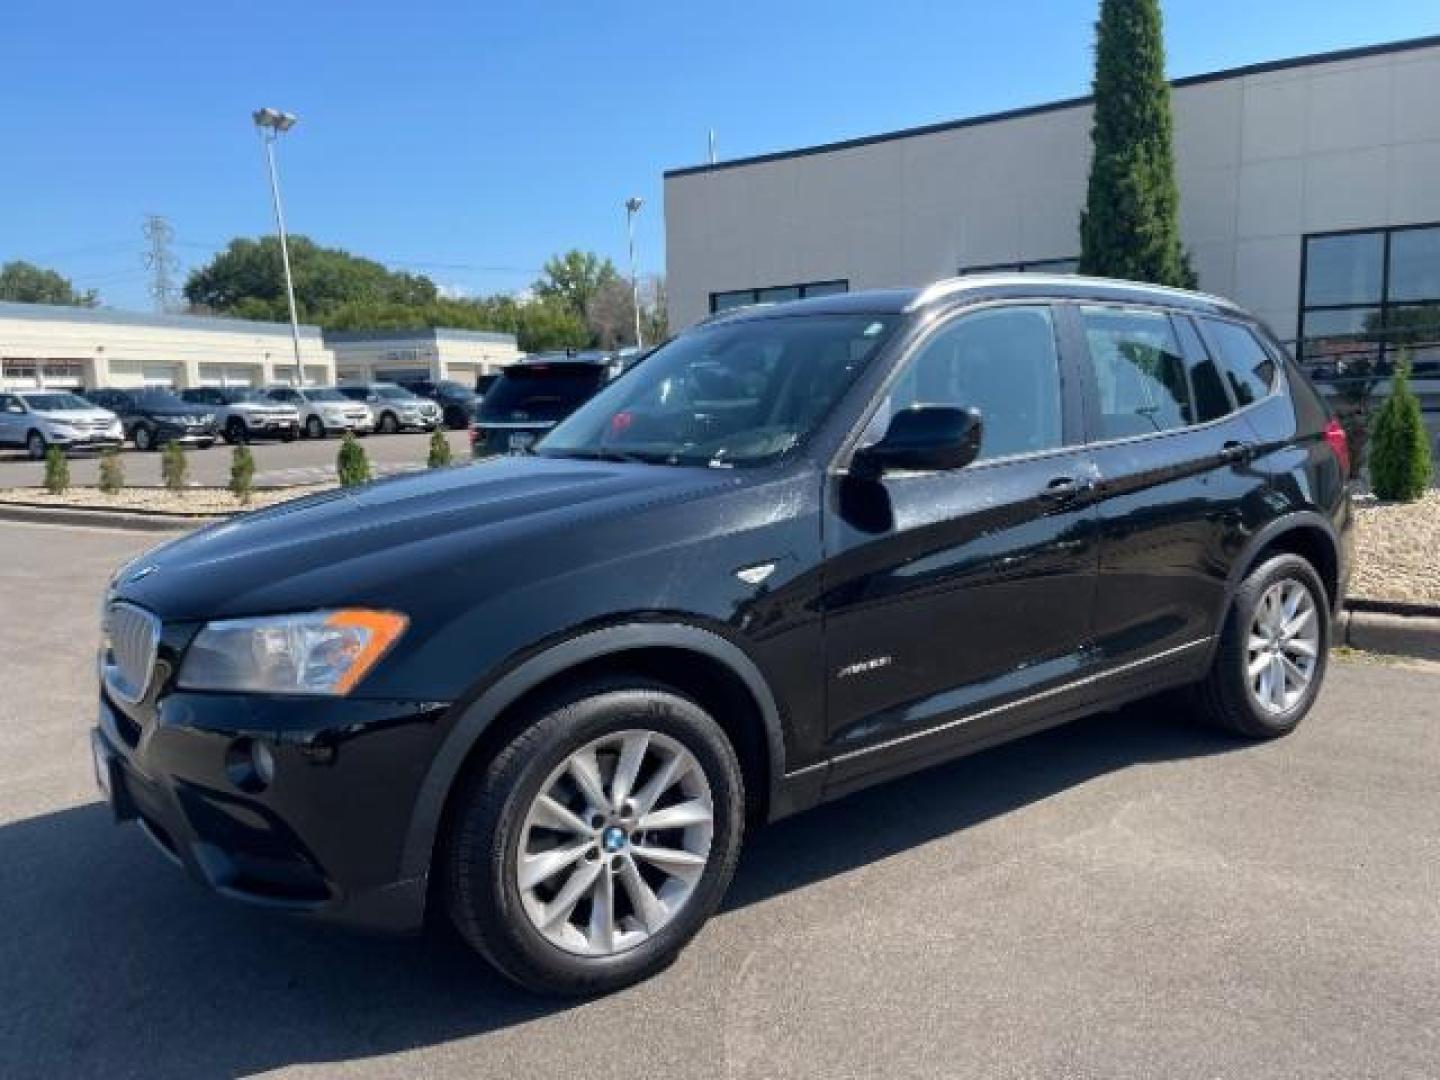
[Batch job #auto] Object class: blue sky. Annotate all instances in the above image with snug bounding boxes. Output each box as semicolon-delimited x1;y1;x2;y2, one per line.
2;1;1434;311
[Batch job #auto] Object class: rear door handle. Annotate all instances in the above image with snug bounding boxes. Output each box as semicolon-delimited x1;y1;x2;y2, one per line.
1221;440;1255;464
1039;476;1088;504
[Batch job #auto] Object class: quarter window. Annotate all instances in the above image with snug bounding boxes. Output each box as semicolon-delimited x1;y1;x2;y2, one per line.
867;306;1063;463
1198;319;1276;408
1080;308;1194;439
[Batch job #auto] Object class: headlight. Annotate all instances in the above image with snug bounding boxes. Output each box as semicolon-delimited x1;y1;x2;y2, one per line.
109;420;123;433
178;610;407;696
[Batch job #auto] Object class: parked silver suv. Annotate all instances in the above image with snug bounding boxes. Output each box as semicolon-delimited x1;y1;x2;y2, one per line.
0;389;124;459
335;383;442;434
262;386;374;439
180;387;300;444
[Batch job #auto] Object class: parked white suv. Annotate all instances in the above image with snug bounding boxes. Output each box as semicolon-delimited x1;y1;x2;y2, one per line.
262;386;374;439
181;387;301;444
0;389;124;459
335;383;442;434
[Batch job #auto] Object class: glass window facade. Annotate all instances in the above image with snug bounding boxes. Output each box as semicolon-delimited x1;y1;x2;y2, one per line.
1300;223;1440;377
708;279;849;313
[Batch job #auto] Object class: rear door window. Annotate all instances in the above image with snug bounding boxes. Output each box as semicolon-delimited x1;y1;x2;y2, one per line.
1079;307;1194;439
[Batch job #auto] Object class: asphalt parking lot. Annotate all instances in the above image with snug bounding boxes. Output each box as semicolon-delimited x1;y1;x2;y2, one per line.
1;520;1437;1079
0;429;472;489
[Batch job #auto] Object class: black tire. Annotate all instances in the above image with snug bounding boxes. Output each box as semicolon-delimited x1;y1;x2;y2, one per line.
444;680;745;996
1191;553;1330;738
26;430;47;461
133;424;155;452
379;411;399;434
305;415;325;440
224;417;248;445
444;405;468;430
198;438;216;450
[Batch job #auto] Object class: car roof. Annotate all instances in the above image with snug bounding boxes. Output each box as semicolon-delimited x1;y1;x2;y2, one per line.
696;274;1247;326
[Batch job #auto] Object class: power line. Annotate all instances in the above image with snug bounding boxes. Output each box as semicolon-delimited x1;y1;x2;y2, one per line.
142;214;181;313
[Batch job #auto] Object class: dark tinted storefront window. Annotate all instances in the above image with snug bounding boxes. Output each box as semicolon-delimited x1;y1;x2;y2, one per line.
708;280;849;313
1300;224;1440;377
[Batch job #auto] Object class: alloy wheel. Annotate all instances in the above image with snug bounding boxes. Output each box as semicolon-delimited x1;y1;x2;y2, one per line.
26;432;46;460
1246;578;1320;714
516;729;714;957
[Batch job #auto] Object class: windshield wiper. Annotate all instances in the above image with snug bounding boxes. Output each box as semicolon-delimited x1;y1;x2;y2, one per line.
543;447;668;465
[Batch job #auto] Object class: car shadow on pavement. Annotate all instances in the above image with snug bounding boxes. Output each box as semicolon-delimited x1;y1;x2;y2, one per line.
0;703;1240;1078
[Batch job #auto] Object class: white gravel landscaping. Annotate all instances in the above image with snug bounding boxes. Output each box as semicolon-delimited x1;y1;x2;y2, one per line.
1351;488;1440;606
0;484;330;516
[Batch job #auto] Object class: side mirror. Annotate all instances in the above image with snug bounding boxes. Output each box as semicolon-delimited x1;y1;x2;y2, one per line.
852;406;984;479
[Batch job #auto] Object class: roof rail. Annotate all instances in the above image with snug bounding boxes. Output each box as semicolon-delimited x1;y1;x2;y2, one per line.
905;273;1237;312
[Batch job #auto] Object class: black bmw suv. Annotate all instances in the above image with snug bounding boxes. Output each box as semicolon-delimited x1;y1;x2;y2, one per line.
91;276;1351;995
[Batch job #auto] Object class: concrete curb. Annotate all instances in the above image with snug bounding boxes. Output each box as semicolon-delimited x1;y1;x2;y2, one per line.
1340;609;1440;663
0;504;224;532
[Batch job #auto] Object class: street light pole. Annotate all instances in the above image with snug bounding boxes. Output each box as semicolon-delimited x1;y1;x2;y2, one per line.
625;196;644;349
253;107;304;385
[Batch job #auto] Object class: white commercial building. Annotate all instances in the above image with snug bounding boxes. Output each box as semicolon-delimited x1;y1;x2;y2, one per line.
664;34;1440;371
325;328;523;388
0;301;336;390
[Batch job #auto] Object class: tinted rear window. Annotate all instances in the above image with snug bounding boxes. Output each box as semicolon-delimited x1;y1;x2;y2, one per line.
481;365;606;421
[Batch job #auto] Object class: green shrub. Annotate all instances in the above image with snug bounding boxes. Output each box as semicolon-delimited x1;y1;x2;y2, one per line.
161;439;188;492
426;428;453;469
229;443;256;505
98;449;124;495
1369;356;1434;501
337;431;371;487
43;444;70;495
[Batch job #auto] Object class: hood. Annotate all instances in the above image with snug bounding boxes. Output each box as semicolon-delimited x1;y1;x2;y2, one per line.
115;455;737;620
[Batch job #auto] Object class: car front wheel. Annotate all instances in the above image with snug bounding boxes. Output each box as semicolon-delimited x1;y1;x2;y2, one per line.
305;415;325;439
1192;553;1330;738
133;424;155;452
224;418;248;445
26;430;47;460
445;680;745;996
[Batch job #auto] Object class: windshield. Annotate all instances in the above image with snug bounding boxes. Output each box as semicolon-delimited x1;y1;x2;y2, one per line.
481;364;607;421
134;390;188;409
375;386;417;401
304;388;347;403
22;392;91;411
538;313;896;467
220;388;268;404
435;381;472;400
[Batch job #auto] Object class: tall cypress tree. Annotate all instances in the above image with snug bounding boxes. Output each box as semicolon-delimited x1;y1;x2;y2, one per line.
1078;0;1196;288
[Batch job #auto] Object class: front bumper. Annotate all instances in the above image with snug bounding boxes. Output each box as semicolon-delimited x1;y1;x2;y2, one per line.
92;683;450;933
323;415;375;433
152;423;218;444
50;432;124;450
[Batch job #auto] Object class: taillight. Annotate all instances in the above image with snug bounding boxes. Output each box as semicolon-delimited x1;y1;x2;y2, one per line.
1323;418;1350;478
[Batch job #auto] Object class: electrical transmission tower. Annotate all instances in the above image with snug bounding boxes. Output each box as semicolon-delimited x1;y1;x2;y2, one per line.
142;214;180;313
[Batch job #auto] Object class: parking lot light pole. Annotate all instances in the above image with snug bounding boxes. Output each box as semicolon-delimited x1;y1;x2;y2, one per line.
253;107;304;385
625;196;644;349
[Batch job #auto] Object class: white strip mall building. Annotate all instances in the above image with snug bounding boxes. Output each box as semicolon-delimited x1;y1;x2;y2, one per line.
0;301;336;390
324;328;523;387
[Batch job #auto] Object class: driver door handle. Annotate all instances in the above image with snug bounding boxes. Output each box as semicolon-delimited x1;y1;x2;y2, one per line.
1039;476;1089;504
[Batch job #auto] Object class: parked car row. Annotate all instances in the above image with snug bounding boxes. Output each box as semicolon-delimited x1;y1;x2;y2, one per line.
0;380;476;458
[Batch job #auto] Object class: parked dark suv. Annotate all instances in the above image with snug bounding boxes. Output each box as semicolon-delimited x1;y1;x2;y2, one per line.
91;276;1351;996
472;353;626;456
85;387;219;451
394;377;481;430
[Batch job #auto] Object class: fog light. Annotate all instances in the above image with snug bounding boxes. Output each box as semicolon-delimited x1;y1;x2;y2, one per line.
225;737;277;793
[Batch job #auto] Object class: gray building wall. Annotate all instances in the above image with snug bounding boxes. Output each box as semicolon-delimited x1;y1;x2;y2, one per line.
664;36;1440;338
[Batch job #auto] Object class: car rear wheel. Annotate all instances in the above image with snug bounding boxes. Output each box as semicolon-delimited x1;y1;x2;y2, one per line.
379;411;398;434
1192;553;1330;738
224;418;248;445
26;430;47;461
133;424;155;452
444;680;745;996
305;415;325;439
